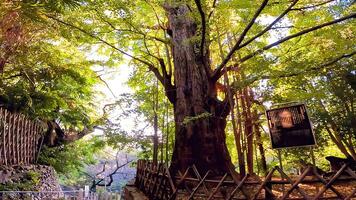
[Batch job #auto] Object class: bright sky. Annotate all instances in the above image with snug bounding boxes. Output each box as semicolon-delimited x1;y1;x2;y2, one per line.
85;45;137;136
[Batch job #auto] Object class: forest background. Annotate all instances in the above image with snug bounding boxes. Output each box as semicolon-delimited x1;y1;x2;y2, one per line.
0;0;355;189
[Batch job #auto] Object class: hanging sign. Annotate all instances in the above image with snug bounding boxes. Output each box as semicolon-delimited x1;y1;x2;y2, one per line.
266;103;316;149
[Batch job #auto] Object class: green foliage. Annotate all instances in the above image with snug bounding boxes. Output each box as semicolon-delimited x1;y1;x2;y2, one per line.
38;137;105;185
182;112;212;126
1;0;355;180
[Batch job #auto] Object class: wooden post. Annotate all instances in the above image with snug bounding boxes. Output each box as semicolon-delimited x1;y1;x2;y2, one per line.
21;116;26;164
32;122;36;163
277;149;283;170
277;149;285;195
13;115;17;165
16;115;21;165
3;109;8;165
26;119;31;164
265;182;273;200
23;119;27;164
9;114;13;165
310;146;316;166
0;108;2;165
8;113;12;165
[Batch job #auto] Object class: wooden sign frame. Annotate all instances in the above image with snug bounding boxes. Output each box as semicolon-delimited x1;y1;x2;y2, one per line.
266;103;316;149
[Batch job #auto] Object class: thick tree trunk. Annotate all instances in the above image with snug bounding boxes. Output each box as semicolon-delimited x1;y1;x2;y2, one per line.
166;4;237;177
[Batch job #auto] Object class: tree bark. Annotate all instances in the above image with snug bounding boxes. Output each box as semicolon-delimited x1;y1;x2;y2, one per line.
153;80;159;164
166;4;237;178
234;92;246;176
253;110;267;175
244;87;254;174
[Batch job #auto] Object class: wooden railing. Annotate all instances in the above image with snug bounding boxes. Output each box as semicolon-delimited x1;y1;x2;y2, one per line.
135;160;356;200
0;107;44;166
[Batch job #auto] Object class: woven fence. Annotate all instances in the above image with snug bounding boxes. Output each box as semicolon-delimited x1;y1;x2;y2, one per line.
0;107;44;166
135;160;356;200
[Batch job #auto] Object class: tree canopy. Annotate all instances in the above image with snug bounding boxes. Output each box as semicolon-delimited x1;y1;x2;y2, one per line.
0;0;355;184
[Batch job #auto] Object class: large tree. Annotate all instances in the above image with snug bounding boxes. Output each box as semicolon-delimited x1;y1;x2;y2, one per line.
47;0;355;177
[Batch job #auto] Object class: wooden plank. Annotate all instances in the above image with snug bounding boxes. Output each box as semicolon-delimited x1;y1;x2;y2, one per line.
23;118;27;164
32;123;37;163
170;167;191;199
22;119;27;164
165;166;176;193
278;166;310;200
253;167;277;200
192;165;209;195
154;167;166;199
0;108;3;165
312;164;348;200
13;114;17;165
26;119;31;164
207;173;228;200
12;114;17;165
148;164;159;197
311;166;344;199
29;122;33;163
226;175;249;200
345;167;356;179
26;119;30;164
3;109;8;165
31;122;35;163
11;114;16;165
20;115;25;164
151;163;163;198
8;113;12;165
15;114;21;165
188;170;211;200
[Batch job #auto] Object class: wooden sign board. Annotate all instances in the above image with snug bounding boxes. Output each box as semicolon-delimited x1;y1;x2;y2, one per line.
266;104;316;149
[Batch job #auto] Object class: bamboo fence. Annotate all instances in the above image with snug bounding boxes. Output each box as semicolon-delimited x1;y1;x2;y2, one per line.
0;107;44;166
135;160;356;200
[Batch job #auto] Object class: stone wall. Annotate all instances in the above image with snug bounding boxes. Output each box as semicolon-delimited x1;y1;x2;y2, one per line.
0;165;62;199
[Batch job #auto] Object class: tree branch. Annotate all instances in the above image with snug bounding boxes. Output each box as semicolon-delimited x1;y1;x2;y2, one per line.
47;15;177;102
239;12;356;64
291;0;336;11
208;0;218;20
44;120;95;147
212;0;298;81
158;58;176;104
97;75;116;98
243;50;356;86
271;51;355;77
46;15;154;68
213;0;269;81
92;156;134;189
194;0;207;58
